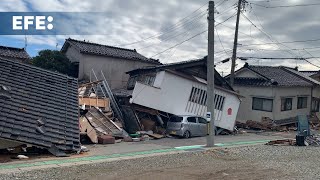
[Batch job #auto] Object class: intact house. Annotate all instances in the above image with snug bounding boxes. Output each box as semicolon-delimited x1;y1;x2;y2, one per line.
61;38;161;89
0;45;30;63
225;63;320;123
125;57;242;131
301;71;320;82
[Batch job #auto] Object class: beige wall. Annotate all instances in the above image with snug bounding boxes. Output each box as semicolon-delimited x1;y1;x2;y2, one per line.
235;86;314;122
64;47;157;89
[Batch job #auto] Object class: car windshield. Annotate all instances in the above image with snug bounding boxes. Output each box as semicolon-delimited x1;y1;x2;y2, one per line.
169;116;183;122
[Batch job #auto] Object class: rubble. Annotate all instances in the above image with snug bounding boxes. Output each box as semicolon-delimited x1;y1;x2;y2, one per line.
237;115;320;133
305;135;320;146
266;139;296;146
98;135;115;144
78;76;132;145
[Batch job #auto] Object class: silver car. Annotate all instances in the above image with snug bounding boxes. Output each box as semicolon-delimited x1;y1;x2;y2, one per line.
166;115;208;138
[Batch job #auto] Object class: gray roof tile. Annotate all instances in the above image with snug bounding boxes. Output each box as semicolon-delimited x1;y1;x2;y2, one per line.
0;46;30;60
62;38;160;64
0;58;80;153
230;64;315;87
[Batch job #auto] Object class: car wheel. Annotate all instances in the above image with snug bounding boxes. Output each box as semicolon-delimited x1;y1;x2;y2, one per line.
183;131;191;138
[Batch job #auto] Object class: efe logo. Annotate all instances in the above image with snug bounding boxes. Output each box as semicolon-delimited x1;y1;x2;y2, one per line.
12;16;53;30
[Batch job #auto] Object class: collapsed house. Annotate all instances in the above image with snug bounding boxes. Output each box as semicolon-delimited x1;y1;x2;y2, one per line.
0;58;80;156
78;76;128;144
124;57;242;132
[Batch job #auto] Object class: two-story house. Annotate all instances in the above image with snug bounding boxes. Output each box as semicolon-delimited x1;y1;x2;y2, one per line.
61;38;161;89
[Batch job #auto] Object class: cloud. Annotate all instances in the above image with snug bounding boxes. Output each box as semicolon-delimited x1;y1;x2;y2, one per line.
0;0;319;72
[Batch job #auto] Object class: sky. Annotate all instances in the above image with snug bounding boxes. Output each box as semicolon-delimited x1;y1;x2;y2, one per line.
0;0;320;75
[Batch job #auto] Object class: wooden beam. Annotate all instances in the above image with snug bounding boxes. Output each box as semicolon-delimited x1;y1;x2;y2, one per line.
79;97;110;108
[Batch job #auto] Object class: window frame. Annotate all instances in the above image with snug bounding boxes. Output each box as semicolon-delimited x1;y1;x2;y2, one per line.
281;97;293;111
252;97;273;112
312;98;320;112
127;75;138;90
297;96;308;109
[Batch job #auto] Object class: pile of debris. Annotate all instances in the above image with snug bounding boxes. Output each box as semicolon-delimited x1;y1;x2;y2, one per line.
236;115;320;133
121;104;168;140
305;135;320;146
265;139;296;146
78;70;166;144
78;75;132;145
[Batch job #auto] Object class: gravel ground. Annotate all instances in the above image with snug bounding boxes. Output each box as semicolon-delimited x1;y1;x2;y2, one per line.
1;145;320;180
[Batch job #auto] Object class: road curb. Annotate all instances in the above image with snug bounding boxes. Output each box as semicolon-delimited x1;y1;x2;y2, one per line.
0;139;272;174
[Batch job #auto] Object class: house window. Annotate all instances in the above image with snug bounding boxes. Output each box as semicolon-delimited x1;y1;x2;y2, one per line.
144;75;155;86
312;98;320;112
189;87;204;104
297;97;308;109
214;94;225;111
188;87;225;110
252;97;273;112
281;98;292;111
127;75;138;90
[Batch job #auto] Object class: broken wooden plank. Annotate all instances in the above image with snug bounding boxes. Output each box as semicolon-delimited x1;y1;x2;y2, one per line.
79;117;98;143
146;133;164;139
79;97;110;109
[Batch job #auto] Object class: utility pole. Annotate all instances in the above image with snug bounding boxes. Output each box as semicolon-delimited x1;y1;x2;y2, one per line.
207;0;215;147
229;0;242;87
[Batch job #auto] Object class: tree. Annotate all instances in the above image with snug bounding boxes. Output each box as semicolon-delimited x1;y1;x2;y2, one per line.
32;50;73;76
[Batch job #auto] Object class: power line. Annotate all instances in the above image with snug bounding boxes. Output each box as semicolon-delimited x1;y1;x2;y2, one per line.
239;56;320;60
216;0;229;8
150;30;208;58
117;2;208;46
215;25;228;56
244;46;320;51
241;38;320;46
240;12;320;68
239;56;320;68
241;12;300;59
138;2;237;52
250;2;320;8
150;12;237;58
137;12;208;50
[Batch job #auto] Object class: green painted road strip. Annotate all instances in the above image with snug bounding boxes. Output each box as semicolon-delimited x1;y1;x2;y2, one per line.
215;139;271;147
174;140;271;150
0;139;271;170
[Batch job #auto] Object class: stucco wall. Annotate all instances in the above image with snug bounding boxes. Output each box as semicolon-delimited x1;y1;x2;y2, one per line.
81;54;156;89
235;85;313;122
64;46;84;78
64;47;157;89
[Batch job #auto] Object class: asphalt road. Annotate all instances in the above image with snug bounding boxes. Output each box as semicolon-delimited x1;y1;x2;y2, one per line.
1;144;320;180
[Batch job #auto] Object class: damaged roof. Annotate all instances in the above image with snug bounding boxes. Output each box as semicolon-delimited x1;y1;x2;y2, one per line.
0;45;30;60
226;63;319;87
126;56;234;91
0;58;80;154
61;38;160;64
